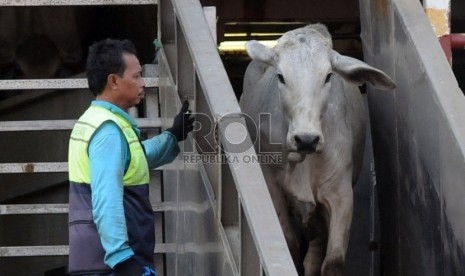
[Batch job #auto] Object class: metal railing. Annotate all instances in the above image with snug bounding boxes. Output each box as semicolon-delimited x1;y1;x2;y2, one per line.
157;0;297;275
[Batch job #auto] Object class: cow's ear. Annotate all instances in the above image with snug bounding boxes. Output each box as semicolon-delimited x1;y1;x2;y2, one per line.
330;50;396;90
246;40;275;65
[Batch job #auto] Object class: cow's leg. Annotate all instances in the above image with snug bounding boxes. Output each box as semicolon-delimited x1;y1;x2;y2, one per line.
304;237;325;276
261;165;303;272
319;177;353;276
303;213;327;276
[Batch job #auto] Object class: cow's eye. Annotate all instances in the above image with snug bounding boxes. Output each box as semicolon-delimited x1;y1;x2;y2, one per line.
277;73;285;84
325;73;333;84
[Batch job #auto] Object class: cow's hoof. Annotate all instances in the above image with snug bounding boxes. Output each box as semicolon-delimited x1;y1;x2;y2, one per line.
321;255;344;276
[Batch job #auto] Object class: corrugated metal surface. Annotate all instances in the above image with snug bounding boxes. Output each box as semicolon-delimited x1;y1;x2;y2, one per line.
359;0;465;275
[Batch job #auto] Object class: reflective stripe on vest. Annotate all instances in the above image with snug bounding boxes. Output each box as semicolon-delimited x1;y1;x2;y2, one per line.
68;105;149;185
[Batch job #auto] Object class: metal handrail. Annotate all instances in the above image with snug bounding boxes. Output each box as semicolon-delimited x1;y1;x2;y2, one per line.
166;0;297;275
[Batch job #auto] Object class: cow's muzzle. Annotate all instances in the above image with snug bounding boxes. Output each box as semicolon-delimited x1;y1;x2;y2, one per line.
294;134;320;153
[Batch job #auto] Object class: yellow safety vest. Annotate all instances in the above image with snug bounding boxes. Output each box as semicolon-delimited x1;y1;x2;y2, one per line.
68;104;153;274
69;105;149;185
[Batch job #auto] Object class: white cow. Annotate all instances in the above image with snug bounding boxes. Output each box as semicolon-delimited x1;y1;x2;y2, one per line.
239;24;395;276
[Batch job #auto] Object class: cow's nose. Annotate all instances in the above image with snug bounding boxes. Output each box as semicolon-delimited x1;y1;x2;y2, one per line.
294;134;320;153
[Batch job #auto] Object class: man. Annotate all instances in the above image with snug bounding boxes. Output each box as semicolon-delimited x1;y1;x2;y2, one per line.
68;39;194;275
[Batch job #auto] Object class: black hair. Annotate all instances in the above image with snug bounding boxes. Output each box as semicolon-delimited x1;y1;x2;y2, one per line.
86;38;137;96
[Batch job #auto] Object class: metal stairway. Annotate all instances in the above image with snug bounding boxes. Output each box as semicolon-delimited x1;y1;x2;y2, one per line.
0;0;296;275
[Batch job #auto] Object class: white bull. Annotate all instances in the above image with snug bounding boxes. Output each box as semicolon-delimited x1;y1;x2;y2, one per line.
239;24;395;276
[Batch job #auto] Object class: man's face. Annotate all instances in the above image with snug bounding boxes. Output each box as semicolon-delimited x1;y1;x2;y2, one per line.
116;53;145;110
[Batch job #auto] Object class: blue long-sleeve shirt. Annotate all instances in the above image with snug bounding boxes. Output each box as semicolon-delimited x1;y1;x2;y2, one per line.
88;100;179;268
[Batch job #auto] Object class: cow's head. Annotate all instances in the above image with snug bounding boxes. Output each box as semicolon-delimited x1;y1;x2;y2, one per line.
245;24;395;161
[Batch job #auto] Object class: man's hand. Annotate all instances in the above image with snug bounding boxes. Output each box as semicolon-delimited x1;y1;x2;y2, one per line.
113;257;158;276
166;100;195;142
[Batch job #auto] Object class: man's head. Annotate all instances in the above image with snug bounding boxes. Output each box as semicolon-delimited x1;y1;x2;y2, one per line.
86;39;145;110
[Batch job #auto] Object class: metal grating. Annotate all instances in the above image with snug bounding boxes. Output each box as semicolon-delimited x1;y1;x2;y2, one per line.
0;77;158;91
0;118;162;131
0;246;69;257
0;162;184;174
0;0;157;6
0;204;69;215
0;202;176;215
0;162;69;173
0;243;176;257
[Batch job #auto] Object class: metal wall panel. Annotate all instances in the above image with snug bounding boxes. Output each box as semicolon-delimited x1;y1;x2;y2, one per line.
158;47;233;276
359;0;465;275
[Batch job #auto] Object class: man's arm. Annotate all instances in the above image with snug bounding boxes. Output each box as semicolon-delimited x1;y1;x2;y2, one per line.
89;121;134;268
142;100;195;169
142;131;180;169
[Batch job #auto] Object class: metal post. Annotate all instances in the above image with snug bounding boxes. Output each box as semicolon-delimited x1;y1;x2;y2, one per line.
203;6;217;45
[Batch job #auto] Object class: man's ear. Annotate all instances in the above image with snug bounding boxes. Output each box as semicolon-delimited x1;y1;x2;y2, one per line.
107;73;119;90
